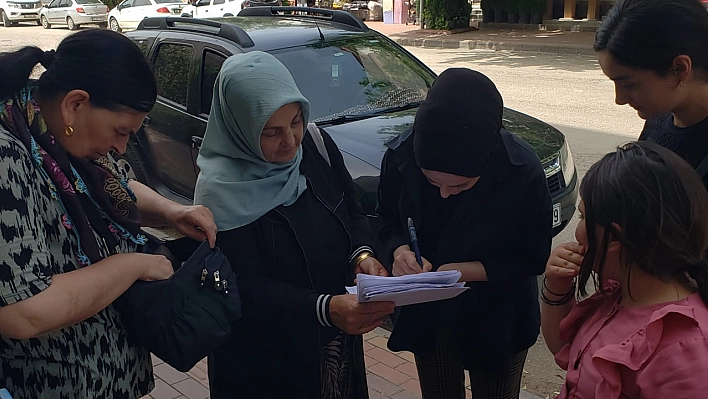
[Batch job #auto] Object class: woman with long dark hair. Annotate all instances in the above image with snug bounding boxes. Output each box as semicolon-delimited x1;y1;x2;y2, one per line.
542;141;708;398
0;30;216;399
596;0;708;186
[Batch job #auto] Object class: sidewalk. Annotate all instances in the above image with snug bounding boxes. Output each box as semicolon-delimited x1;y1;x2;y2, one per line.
140;328;544;399
364;21;596;56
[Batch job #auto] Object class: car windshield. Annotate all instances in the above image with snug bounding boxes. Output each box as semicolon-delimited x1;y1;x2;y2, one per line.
272;37;434;123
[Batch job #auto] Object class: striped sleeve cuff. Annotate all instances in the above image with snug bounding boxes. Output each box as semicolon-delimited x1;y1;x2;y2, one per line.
348;246;374;264
316;294;334;327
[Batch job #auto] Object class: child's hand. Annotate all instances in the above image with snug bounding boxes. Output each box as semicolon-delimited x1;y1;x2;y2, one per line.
545;242;585;292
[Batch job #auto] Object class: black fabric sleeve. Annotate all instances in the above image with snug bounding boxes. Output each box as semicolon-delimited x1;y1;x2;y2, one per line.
319;128;376;259
217;225;330;327
478;171;552;282
376;148;409;269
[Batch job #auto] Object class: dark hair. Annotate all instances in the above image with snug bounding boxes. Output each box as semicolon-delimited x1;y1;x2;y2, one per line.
595;0;708;78
578;141;708;305
0;29;156;112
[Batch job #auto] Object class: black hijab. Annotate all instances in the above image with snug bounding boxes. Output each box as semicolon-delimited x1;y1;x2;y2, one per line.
413;68;503;178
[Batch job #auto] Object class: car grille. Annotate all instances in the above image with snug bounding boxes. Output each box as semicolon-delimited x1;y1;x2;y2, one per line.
547;172;565;195
21;4;35;8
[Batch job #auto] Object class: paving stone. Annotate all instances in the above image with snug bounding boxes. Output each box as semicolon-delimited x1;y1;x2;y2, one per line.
368;363;412;386
154;363;190;385
367;347;408;368
391;390;422;399
395;361;418;379
399;379;422;396
172;378;210;399
150;379;182;399
366;372;404;397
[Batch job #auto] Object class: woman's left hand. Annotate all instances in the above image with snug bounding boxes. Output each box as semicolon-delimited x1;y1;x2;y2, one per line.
166;204;217;248
354;257;389;279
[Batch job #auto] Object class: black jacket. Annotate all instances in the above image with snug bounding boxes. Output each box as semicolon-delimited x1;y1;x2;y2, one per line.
377;128;552;373
208;129;372;399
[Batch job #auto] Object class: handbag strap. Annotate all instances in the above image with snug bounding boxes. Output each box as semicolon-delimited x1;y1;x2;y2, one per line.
307;122;331;167
696;151;708;179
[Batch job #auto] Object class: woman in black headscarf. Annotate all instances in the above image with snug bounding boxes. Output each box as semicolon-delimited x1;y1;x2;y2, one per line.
377;68;553;399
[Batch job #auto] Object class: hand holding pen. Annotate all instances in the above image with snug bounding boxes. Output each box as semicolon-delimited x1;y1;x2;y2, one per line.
391;218;433;276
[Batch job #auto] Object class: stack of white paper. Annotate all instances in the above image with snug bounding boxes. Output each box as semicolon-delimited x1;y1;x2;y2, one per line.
345;270;469;306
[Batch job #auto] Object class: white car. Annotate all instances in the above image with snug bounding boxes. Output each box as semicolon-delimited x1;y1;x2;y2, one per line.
180;0;242;18
40;0;109;30
108;0;184;31
0;0;42;26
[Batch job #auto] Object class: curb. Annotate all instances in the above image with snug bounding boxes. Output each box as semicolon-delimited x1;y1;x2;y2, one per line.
392;36;595;56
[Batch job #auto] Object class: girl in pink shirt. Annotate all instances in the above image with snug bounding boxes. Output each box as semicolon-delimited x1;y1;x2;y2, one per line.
541;141;708;399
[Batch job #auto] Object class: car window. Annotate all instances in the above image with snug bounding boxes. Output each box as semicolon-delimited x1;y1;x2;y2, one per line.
134;0;150;6
48;0;60;6
120;0;133;7
200;50;226;115
153;43;193;107
153;0;180;3
76;0;102;4
58;0;70;7
132;38;154;58
213;0;224;4
273;37;434;122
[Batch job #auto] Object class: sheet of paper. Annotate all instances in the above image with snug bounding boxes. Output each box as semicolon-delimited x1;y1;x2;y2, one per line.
346;271;469;306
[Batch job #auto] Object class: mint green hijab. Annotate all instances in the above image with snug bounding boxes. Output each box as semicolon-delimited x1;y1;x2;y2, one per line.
193;51;310;231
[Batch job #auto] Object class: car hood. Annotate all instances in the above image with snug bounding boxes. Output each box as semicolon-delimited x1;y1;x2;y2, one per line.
321;107;565;172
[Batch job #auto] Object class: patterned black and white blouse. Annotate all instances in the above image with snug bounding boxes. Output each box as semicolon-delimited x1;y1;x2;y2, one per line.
0;128;153;399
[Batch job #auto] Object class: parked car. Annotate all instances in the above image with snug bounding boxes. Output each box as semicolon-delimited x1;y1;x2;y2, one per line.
108;0;184;31
40;0;108;29
123;8;578;236
180;0;242;18
0;0;42;26
240;0;279;8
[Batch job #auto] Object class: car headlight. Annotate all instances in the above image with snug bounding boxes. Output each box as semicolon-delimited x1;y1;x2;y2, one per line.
7;3;21;8
559;140;575;187
543;140;575;188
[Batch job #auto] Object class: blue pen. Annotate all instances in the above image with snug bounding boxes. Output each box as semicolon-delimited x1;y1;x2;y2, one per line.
407;217;423;268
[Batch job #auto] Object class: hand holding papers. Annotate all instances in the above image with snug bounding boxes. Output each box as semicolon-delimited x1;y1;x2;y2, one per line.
346;270;469;307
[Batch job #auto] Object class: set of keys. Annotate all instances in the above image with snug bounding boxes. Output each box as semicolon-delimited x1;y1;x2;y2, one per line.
200;269;229;295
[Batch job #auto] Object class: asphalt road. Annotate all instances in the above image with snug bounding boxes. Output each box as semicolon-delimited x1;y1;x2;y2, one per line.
0;26;645;398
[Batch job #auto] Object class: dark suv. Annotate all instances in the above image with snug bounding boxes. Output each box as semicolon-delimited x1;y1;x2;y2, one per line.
122;8;578;235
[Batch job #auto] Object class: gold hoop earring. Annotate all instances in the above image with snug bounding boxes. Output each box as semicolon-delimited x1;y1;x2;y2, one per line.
65;126;74;137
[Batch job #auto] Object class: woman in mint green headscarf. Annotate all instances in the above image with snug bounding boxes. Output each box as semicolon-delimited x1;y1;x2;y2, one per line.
194;51;395;399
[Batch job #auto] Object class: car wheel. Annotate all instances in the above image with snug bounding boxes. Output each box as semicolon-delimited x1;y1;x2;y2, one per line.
180;12;192;17
98;21;107;28
223;13;233;16
114;143;148;184
1;10;12;27
67;16;77;30
41;15;50;28
109;17;120;32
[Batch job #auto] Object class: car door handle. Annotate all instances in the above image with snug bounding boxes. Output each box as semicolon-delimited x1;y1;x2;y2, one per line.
191;136;203;149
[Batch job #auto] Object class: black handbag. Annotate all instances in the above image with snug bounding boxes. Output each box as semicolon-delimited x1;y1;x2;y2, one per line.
114;234;242;372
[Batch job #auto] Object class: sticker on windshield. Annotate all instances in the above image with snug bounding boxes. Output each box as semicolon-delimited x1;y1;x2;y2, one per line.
334;52;344;57
331;64;339;78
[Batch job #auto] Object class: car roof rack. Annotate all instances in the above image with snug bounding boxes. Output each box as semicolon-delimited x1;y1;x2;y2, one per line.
237;6;368;31
137;17;255;48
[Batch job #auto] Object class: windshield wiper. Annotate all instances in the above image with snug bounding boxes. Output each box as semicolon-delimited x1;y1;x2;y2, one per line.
316;101;422;126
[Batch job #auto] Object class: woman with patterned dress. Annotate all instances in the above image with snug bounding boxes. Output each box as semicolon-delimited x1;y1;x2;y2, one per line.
0;29;217;399
193;51;395;399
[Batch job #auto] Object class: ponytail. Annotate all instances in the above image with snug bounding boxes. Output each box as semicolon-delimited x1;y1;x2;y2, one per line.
0;46;44;99
688;260;708;305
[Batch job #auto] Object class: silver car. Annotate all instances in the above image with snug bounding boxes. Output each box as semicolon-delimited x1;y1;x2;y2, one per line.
40;0;108;29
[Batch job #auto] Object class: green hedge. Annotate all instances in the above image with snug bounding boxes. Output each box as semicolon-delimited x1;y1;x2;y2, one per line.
423;0;470;30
